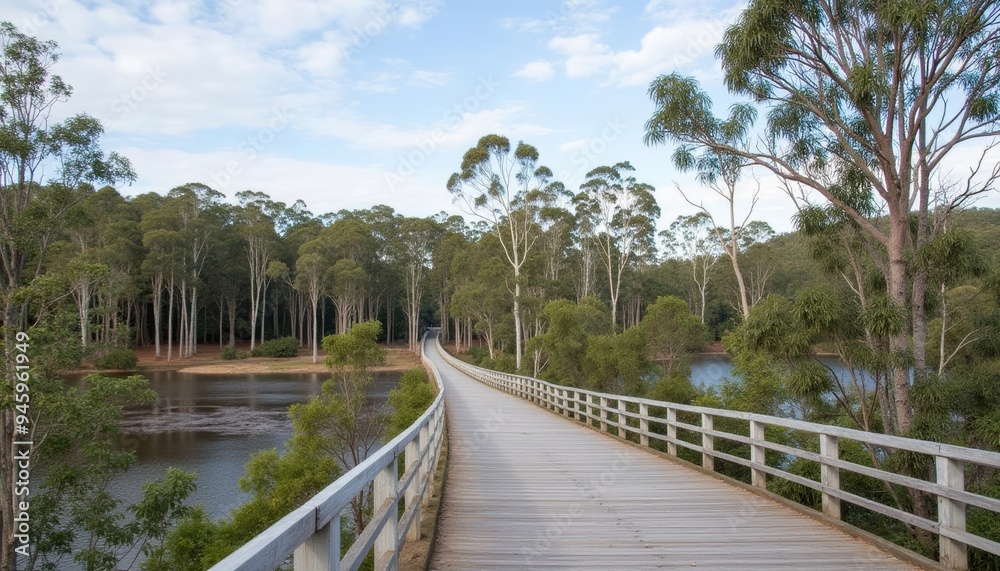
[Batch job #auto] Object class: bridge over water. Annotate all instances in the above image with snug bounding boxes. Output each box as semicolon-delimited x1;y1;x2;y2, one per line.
212;330;1000;571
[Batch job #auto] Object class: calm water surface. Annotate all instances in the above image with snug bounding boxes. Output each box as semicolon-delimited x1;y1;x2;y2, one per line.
114;370;401;518
54;370;399;569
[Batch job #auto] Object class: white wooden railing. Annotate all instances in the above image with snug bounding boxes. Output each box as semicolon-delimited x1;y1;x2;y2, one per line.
436;337;1000;571
208;333;445;571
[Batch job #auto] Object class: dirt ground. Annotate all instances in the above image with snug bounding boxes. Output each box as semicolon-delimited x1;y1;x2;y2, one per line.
97;340;422;375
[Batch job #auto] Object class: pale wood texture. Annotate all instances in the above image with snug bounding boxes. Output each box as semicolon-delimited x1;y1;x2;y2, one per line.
426;347;921;571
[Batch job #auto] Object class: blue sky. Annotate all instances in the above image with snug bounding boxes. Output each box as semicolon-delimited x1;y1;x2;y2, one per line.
5;0;998;234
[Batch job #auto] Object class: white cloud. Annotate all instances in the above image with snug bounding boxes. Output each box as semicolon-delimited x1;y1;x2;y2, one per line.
559;138;591;154
544;6;741;86
355;61;452;92
500;0;618;35
307;103;549;151
548;34;612;79
117;146;453;217
512;60;555;82
295;31;351;77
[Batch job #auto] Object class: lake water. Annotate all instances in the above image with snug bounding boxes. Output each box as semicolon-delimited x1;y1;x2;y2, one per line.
114;370;401;519
54;369;399;571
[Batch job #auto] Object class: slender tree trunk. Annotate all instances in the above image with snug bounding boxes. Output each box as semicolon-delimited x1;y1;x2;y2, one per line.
888;213;913;434
190;286;198;356
513;268;523;369
311;295;319;363
167;274;175;361
179;280;188;358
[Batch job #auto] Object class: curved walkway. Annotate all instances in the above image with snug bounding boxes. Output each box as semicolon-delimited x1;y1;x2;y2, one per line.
424;336;920;570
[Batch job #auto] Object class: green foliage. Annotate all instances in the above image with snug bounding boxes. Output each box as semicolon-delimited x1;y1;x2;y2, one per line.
25;375;201;571
249;336;299;358
583;328;652;396
386;367;437;438
323;321;386;373
529;297;610;386
151;423;340;568
90;347;138;370
647;375;698;405
219;345;237;360
639;296;708;379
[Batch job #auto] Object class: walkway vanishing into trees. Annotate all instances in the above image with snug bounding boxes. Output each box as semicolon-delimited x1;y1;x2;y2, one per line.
425;336;921;570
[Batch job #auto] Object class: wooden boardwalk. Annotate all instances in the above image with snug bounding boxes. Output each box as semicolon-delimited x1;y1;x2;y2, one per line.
424;340;922;570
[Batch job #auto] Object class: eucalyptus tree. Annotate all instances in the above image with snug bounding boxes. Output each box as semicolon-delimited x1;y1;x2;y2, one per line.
644;0;1000;434
449;234;512;359
428;214;469;345
0;22;135;570
202;227;246;349
661;213;721;323
322;216;376;334
447;134;555;368
167;183;225;357
394;217;441;352
235;192;279;351
534;180;576;298
294;248;328;363
574;161;659;329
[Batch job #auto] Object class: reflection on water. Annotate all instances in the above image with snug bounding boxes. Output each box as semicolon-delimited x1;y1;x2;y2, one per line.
689;354;736;389
112;370;400;519
52;370;402;570
688;353;875;391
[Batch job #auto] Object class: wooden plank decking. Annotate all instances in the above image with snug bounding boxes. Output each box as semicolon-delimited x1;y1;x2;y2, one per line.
424;339;922;570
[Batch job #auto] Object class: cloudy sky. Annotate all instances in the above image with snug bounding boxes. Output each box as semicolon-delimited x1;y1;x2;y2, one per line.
4;0;998;233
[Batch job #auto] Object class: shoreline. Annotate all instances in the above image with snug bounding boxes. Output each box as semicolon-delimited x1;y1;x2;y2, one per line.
73;342;422;377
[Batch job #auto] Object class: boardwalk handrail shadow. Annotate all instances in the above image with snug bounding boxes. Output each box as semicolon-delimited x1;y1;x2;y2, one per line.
208;332;446;571
435;336;1000;571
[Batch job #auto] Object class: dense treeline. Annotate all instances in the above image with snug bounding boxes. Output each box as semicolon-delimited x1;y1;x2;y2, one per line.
5;0;1000;565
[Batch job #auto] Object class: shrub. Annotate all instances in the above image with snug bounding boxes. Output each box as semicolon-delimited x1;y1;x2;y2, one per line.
386;367;437;438
91;348;138;370
250;337;299;358
220;345;237;360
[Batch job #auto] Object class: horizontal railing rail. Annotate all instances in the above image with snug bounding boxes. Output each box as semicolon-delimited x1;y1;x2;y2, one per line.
209;332;446;571
435;337;1000;571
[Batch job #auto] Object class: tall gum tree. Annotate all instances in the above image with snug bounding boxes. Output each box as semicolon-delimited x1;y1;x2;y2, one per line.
644;1;1000;435
0;22;134;570
235;192;279;352
447;134;555;369
573;161;659;329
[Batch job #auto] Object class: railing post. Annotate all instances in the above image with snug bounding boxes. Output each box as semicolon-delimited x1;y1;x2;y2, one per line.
750;420;766;489
562;388;570;418
666;407;677;456
586;394;594;427
374;458;399;570
639;403;649;447
617;400;627;438
701;413;714;471
820;434;840;520
405;433;421;542
936;455;968;570
600;397;608;432
294;517;339;571
419;423;431;507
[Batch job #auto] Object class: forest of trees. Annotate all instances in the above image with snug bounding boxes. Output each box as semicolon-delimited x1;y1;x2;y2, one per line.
4;0;1000;567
